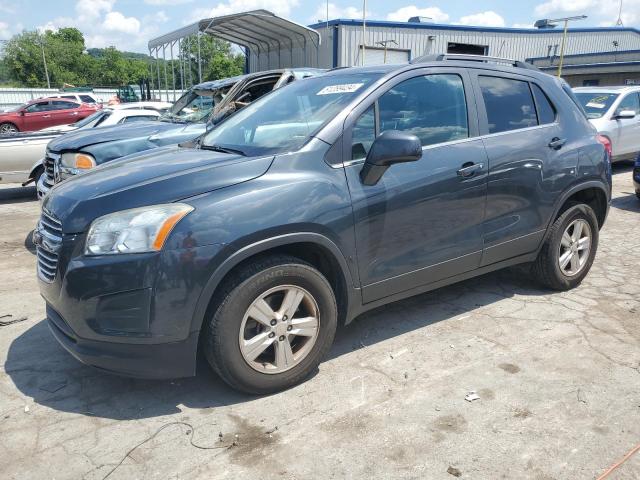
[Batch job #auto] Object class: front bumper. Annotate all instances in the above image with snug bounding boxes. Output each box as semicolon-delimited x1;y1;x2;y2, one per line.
48;305;200;378
38;234;225;379
37;174;50;202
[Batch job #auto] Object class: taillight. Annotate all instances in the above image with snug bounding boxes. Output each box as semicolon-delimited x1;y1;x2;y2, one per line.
596;134;612;160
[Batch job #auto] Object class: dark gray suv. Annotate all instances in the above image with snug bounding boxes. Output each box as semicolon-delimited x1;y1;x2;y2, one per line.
36;55;612;394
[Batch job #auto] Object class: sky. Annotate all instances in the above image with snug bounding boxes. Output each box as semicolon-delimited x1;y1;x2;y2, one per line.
0;0;637;53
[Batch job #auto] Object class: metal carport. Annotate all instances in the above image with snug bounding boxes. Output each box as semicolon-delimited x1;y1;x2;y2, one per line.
147;10;320;101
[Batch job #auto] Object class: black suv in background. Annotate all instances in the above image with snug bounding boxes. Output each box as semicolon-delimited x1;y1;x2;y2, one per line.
35;55;611;394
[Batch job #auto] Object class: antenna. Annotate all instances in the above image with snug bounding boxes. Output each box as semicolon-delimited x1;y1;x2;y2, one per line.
616;0;624;26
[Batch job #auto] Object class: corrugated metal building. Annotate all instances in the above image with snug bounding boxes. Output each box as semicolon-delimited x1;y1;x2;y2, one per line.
309;18;640;86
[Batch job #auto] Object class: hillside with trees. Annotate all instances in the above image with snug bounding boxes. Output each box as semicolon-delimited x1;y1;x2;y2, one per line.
0;27;245;88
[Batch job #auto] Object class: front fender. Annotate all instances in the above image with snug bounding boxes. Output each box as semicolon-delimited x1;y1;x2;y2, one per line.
189;232;358;335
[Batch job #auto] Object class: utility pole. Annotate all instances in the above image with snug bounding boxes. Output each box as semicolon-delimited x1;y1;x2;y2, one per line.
362;0;366;66
39;33;51;89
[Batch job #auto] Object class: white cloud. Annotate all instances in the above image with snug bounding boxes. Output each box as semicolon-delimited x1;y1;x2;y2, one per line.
36;0;152;51
534;0;597;17
458;11;506;27
145;11;169;24
386;6;449;23
189;0;299;23
512;22;534;28
144;0;192;4
103;11;141;34
0;21;11;40
310;3;364;23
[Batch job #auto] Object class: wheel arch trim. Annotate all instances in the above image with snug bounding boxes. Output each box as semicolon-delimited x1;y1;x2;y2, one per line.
542;180;610;245
190;232;358;334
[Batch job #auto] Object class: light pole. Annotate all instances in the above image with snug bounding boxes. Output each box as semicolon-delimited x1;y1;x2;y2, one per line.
535;15;587;77
38;32;51;89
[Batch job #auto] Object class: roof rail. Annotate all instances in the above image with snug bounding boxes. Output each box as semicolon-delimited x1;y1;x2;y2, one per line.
410;53;540;71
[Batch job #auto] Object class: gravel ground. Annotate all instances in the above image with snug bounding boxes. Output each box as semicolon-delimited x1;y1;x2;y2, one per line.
0;163;638;480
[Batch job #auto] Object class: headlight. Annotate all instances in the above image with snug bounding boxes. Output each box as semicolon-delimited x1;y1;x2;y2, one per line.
85;204;193;255
61;152;96;170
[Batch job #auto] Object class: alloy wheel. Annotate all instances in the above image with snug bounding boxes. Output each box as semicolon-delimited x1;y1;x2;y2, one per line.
239;285;320;374
0;124;17;134
558;218;592;277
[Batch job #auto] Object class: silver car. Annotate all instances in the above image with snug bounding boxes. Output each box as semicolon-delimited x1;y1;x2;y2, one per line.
573;86;640;162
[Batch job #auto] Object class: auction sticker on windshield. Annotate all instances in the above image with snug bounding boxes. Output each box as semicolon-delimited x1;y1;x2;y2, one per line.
317;83;364;95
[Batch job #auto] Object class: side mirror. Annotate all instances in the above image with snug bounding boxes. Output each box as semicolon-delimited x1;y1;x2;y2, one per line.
614;109;636;120
20;110;25;116
360;130;422;186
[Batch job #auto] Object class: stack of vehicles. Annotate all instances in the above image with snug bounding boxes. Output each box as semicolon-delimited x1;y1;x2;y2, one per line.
36;68;324;198
0;102;172;187
33;54;613;394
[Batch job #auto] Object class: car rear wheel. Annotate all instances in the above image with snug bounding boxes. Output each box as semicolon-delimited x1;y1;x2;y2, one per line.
203;255;337;394
0;123;18;134
533;203;599;291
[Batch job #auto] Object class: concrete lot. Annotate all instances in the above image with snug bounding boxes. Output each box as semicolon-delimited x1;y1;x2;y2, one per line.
0;164;638;480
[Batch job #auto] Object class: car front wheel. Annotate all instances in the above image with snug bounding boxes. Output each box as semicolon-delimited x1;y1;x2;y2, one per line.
0;123;18;134
203;255;338;394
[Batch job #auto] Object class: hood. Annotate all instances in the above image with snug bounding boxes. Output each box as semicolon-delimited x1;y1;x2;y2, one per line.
43;146;274;233
47;121;181;152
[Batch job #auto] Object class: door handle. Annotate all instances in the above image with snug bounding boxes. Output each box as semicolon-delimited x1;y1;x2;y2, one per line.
71;112;78;115
548;137;566;150
457;162;483;178
42;115;50;118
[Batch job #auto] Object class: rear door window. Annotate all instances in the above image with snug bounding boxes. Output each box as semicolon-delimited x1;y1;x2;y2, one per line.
80;95;96;103
479;76;537;133
51;100;79;110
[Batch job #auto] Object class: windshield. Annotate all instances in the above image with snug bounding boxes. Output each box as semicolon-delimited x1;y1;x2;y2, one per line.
73;110;111;129
574;92;619;119
201;73;382;156
160;85;233;124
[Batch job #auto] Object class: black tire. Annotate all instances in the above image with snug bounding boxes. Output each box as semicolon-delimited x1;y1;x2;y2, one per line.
0;122;18;135
203;255;338;394
533;203;599;291
636;191;640;200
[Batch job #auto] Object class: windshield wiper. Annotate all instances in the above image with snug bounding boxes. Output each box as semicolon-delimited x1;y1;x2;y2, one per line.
200;144;247;156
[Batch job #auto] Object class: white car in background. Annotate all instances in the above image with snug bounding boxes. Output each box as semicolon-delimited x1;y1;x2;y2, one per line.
39;102;171;132
0;102;172;189
46;92;102;106
573;86;640;162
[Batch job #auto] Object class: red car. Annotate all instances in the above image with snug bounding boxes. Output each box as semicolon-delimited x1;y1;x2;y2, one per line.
0;98;97;134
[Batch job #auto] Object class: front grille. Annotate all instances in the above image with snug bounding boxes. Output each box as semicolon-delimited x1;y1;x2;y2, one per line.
43;152;60;187
36;209;63;282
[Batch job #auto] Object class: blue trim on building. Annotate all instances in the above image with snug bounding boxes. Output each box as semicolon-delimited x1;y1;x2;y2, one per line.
308;18;640;36
527;49;640;62
539;61;640;70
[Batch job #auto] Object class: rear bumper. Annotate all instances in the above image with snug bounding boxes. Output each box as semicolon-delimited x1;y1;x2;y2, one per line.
47;305;199;379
